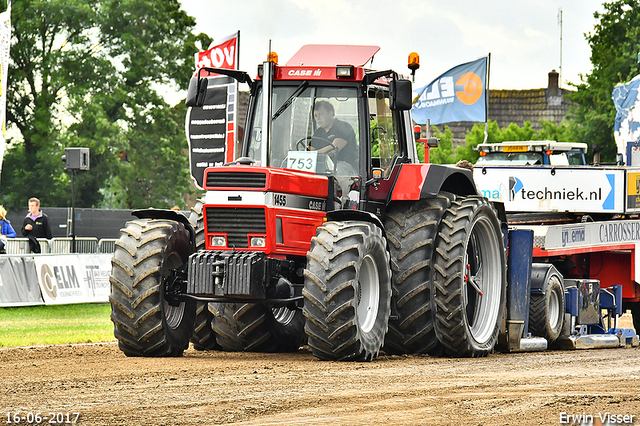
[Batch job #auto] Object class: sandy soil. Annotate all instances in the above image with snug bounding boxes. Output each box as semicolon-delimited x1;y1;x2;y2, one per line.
1;317;639;426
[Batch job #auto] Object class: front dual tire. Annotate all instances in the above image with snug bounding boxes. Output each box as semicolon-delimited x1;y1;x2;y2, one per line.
110;219;195;357
303;221;392;361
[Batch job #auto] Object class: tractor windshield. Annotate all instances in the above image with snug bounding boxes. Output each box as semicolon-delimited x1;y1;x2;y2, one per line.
247;85;360;178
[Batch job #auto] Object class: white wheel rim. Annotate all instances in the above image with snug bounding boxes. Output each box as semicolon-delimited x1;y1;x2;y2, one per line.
272;307;296;326
357;254;380;333
548;278;561;330
464;216;503;344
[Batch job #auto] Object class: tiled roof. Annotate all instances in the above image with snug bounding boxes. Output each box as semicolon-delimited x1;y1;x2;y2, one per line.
489;87;575;130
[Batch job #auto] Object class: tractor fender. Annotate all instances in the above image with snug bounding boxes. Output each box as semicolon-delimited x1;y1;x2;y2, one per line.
132;208;197;252
326;209;386;238
389;163;478;201
530;263;564;295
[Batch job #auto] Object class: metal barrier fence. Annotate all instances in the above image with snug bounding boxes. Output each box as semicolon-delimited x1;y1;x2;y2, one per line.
4;238;118;255
98;238;117;254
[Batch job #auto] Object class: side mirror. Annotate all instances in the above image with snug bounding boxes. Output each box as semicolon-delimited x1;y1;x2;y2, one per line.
390;79;412;111
426;137;439;148
185;76;208;107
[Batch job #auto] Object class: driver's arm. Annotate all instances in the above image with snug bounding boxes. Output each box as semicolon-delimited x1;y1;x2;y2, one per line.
315;137;347;154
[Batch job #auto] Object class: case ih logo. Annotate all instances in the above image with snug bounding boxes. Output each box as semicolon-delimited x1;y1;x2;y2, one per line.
288;69;322;77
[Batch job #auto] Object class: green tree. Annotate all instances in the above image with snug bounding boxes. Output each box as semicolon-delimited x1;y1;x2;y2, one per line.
428;126;457;164
567;0;640;162
0;0;211;210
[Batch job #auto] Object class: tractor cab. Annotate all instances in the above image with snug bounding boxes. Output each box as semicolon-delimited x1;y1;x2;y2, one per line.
187;44;416;211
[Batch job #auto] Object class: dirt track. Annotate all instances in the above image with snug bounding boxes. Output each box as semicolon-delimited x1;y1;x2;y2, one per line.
1;328;640;426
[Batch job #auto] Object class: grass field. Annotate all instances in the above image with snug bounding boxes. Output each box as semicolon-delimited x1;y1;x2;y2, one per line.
0;303;115;348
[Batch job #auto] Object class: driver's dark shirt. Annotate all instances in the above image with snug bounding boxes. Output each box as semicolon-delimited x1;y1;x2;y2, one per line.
312;119;358;166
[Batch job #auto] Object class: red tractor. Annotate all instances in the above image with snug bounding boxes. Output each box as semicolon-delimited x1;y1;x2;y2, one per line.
109;45;507;361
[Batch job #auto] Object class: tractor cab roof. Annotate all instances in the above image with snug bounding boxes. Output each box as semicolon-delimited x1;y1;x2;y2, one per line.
286;44;380;67
260;45;389;83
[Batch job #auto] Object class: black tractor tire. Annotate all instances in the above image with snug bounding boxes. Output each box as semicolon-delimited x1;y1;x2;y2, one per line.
269;306;308;351
210;302;306;352
187;198;206;249
303;221;392;361
383;196;450;354
432;197;506;357
623;302;640;333
632;303;640;333
529;271;565;343
191;302;220;351
109;219;196;357
187;199;221;351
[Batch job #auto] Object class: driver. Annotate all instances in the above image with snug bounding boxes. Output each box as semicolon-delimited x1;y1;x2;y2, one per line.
310;100;358;167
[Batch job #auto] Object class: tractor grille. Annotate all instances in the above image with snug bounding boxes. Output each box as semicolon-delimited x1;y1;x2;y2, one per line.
206;172;266;188
206;207;266;248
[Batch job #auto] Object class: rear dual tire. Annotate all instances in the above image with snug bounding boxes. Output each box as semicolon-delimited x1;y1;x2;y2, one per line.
211;303;306;352
432;197;506;357
383;196;450;354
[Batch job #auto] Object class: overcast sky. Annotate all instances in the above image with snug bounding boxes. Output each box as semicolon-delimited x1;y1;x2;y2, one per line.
179;0;606;91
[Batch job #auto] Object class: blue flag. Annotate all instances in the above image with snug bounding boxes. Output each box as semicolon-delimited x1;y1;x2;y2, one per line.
612;75;640;141
412;57;488;125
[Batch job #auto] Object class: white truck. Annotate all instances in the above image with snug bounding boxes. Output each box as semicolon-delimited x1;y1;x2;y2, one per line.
474;141;640;340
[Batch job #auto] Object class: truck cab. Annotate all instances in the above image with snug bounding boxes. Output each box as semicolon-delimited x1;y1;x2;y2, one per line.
476;141;587;166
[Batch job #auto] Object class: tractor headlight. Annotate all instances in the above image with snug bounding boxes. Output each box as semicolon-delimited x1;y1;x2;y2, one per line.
250;237;266;248
211;236;226;247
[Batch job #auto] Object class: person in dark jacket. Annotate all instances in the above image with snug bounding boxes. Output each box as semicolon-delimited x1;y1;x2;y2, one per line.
310;100;358;168
21;198;52;253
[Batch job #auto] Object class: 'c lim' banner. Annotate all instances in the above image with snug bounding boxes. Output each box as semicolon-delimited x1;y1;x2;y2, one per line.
412;56;488;125
187;32;240;188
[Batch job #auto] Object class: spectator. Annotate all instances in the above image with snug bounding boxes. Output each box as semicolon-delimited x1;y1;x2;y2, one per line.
0;206;16;254
21;197;53;253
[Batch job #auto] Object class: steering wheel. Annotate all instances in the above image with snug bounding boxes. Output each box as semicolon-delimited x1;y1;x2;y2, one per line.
295;136;312;151
295;136;333;152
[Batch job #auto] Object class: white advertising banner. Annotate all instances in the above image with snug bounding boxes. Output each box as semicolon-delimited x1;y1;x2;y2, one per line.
0;6;11;171
34;254;111;305
540;219;640;250
473;166;625;214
